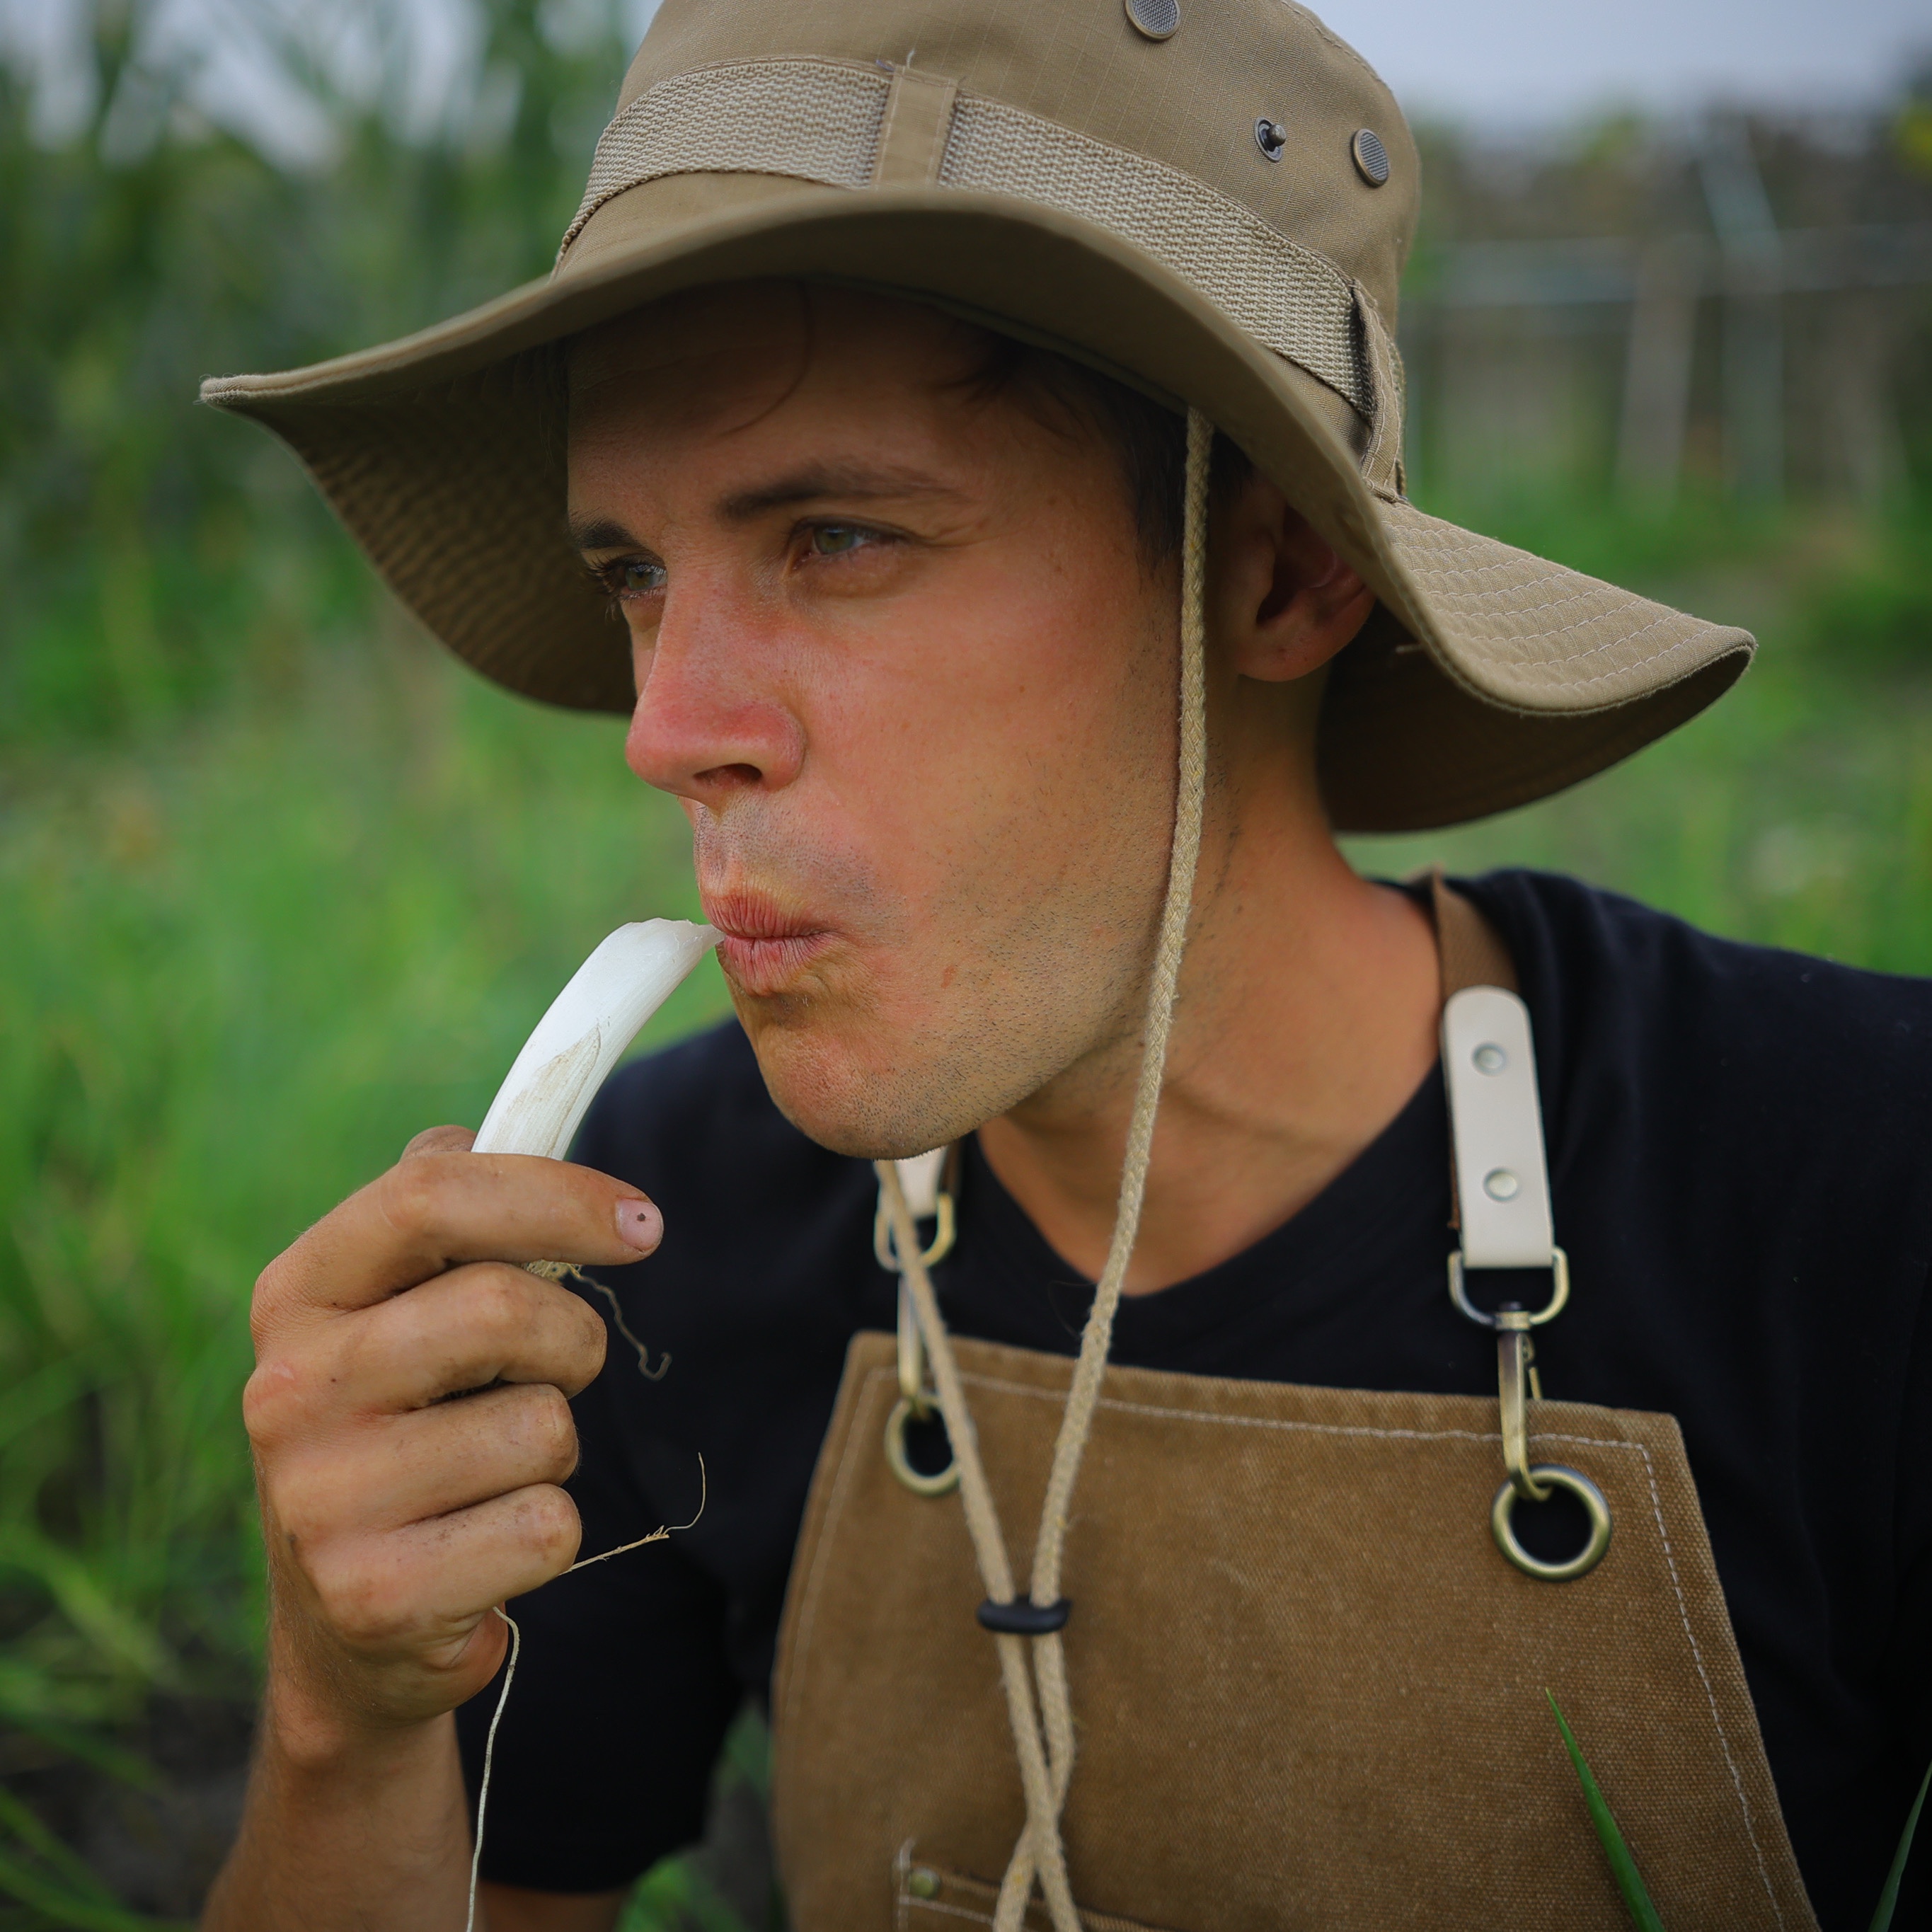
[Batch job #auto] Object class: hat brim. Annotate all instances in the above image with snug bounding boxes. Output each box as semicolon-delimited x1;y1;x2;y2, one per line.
201;173;1751;832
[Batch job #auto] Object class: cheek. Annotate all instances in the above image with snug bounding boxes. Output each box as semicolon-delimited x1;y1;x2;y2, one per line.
738;541;1179;1151
804;551;1178;1126
823;548;1173;889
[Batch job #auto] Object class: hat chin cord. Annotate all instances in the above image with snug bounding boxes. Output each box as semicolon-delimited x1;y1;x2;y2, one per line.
876;408;1212;1932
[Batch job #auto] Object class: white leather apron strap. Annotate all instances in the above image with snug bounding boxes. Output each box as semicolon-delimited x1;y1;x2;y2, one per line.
1427;875;1611;1581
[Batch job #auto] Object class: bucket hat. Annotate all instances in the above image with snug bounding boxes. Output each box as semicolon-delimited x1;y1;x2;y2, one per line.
200;0;1752;832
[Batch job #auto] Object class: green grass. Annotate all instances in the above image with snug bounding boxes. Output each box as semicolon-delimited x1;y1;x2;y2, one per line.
1548;1691;1930;1932
0;3;759;1915
1348;495;1932;973
1546;1693;1667;1932
1;473;1929;1927
0;623;731;1925
0;621;728;1716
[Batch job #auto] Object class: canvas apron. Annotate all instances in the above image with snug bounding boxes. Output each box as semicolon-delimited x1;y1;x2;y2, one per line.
768;889;1818;1931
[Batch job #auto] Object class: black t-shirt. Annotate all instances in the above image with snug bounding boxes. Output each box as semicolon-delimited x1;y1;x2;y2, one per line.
458;870;1932;1929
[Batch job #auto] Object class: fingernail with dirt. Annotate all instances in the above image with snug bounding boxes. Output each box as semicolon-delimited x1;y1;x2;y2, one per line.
616;1198;662;1251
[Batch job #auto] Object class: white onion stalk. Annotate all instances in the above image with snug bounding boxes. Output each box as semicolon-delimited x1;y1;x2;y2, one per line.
472;919;718;1160
463;919;718;1932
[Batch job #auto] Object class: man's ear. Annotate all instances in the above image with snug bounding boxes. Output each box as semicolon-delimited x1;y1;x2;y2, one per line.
1212;472;1376;684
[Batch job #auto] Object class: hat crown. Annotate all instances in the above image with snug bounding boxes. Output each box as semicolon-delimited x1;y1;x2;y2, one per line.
603;0;1418;327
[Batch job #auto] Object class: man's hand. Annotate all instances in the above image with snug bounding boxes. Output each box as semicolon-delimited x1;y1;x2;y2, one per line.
246;1126;659;1743
203;1130;661;1930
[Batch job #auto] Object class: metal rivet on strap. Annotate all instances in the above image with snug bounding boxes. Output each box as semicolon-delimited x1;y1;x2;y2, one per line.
1352;127;1391;185
1473;1042;1507;1074
1483;1168;1521;1201
1123;0;1179;40
1254;116;1287;162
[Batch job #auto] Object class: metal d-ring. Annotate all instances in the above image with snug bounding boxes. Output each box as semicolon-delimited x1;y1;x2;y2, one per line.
884;1393;959;1497
1491;1464;1612;1582
1447;1245;1570;1328
874;1189;956;1275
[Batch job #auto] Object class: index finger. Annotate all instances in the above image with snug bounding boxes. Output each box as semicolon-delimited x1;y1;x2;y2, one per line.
256;1149;661;1330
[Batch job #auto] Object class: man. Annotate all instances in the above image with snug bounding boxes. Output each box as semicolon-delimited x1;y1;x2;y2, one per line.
198;2;1931;1928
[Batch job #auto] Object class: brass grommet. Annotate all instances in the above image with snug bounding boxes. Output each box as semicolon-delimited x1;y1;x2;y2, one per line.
1352;127;1391;185
1491;1465;1612;1581
885;1393;959;1496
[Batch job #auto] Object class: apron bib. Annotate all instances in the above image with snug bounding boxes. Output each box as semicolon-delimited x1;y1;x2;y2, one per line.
771;1337;1814;1930
768;882;1817;1928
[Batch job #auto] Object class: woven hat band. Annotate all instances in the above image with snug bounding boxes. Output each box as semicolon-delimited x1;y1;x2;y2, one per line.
560;59;1383;430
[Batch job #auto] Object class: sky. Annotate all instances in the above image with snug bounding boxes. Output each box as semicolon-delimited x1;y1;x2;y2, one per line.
1;0;1927;162
1313;0;1929;130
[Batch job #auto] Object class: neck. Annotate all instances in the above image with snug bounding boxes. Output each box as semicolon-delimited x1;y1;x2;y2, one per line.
975;701;1441;1294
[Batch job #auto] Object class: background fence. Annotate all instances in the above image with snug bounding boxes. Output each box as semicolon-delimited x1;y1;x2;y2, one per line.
1401;100;1932;507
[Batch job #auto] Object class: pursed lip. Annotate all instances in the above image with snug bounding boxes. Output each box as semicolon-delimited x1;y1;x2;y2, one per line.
703;891;836;996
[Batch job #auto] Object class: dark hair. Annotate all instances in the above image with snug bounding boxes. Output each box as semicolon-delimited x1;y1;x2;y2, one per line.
551;292;1253;558
950;329;1253;564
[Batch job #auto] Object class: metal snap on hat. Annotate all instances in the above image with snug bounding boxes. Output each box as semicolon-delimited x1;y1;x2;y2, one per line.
199;0;1753;832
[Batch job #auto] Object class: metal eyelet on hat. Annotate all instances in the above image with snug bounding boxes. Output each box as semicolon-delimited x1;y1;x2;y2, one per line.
1254;117;1286;162
1124;0;1179;40
1352;127;1391;185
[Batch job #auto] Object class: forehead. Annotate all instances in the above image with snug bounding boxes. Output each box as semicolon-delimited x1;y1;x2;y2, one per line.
559;282;1153;553
567;283;982;436
570;284;795;395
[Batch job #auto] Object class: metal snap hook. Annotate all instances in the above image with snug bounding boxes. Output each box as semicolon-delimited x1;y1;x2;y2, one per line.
1491;1465;1612;1581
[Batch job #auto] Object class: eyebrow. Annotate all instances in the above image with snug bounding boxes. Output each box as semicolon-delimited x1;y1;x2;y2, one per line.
568;462;967;556
568;516;641;553
717;461;962;522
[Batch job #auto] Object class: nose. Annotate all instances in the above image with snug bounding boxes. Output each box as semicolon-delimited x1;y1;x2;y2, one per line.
623;580;807;809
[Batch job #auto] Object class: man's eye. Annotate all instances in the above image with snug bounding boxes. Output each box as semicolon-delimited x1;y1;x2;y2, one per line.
616;558;666;595
808;523;874;557
592;556;666;603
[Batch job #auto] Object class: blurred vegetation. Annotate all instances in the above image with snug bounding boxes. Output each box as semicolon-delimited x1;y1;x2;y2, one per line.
0;2;739;1924
0;1;1930;1926
0;0;630;752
